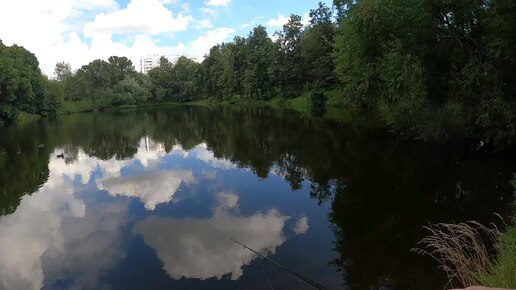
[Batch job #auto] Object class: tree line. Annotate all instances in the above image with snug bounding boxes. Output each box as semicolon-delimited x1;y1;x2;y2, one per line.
0;40;62;124
1;0;515;146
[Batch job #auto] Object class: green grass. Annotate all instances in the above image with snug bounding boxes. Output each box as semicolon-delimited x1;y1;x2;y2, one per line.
62;100;183;114
477;226;516;288
60;87;353;122
184;88;354;122
278;87;352;121
17;112;41;124
62;100;95;114
285;93;310;113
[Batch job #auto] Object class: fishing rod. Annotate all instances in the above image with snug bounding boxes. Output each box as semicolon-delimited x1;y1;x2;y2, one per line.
229;237;327;290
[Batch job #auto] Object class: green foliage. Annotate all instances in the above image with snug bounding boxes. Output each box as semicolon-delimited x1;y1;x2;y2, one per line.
275;15;304;98
112;74;151;106
0;41;55;123
3;0;515;148
41;77;64;117
334;0;516;146
302;2;336;87
307;90;328;116
476;226;516;288
242;26;275;100
149;56;200;102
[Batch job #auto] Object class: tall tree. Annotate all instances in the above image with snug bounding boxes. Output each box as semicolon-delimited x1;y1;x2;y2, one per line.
302;2;336;87
243;25;275;100
275;14;304;98
108;56;135;83
54;62;73;81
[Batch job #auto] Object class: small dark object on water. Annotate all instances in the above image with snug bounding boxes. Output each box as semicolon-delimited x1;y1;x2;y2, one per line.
56;153;65;159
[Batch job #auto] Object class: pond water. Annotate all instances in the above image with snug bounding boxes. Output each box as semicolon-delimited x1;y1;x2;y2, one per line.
0;106;515;290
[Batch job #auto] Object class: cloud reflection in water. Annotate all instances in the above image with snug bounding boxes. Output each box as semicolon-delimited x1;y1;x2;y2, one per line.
134;192;307;280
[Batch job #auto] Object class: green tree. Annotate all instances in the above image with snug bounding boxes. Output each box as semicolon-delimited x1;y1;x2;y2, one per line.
108;56;136;83
112;74;151;106
0;42;47;123
148;56;174;101
76;59;113;106
275;14;304;98
54;62;73;81
301;2;336;87
170;56;201;101
243;26;275;100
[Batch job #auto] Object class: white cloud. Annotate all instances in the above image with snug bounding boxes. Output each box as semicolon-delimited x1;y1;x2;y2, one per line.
49;136;172;184
193;143;238;170
293;216;310;235
189;27;235;57
134;192;290;280
134;136;167;168
240;16;263;30
205;0;231;7
199;7;218;17
195;19;214;30
0;0;114;75
97;170;196;210
0;172;129;290
0;0;192;75
267;14;288;28
0;135;191;289
84;0;192;36
302;12;312;26
0;176;84;290
40;200;129;290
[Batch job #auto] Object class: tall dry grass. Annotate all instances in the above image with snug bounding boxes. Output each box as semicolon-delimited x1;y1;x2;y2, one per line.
413;221;502;288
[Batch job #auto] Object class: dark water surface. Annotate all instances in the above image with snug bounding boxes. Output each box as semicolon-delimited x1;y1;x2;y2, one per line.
0;106;515;290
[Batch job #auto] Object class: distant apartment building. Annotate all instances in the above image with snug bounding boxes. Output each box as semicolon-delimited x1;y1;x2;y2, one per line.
140;55;203;74
140;55;161;74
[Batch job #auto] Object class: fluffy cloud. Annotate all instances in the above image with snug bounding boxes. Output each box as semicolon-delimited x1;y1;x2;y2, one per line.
0;176;84;290
190;27;236;57
49;136;171;184
293;216;310;235
302;12;312;26
84;0;192;36
0;0;192;75
193;143;238;170
40;200;129;290
0;136;188;289
97;170;196;210
195;19;214;30
199;7;218;17
205;0;231;7
133;192;290;280
266;14;288;28
0;172;129;290
0;0;113;74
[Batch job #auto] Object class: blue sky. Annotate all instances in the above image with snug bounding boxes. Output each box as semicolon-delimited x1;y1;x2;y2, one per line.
0;0;332;75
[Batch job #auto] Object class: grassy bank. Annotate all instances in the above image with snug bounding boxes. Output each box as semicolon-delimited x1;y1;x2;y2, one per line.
416;220;516;289
478;226;516;288
17;112;41;124
61;100;181;114
187;87;353;122
22;87;351;125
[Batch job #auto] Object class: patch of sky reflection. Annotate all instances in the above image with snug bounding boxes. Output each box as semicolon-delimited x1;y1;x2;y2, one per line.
0;136;341;290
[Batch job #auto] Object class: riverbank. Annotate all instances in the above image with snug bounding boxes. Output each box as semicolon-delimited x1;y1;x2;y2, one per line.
61;99;182;114
479;226;516;288
417;189;516;290
188;87;353;122
56;87;353;122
